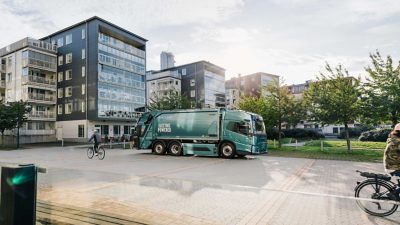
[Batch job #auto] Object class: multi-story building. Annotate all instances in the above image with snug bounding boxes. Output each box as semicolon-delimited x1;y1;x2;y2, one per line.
147;60;226;108
146;70;181;102
41;16;147;141
0;37;58;143
160;51;175;70
225;72;279;109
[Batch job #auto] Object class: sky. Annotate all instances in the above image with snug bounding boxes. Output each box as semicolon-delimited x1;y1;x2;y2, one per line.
1;0;400;84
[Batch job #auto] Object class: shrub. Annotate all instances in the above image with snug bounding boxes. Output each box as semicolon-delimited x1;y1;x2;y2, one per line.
282;128;324;140
358;129;391;142
339;125;374;139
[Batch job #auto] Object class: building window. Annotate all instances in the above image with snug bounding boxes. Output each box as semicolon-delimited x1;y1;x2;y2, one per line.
82;49;85;59
58;56;63;66
65;103;72;114
182;68;186;75
7;73;12;83
66;69;72;80
82;66;85;77
66;34;72;45
333;127;338;134
78;125;85;138
66;53;72;64
82;84;85;95
57;37;63;47
57;72;63;82
190;90;195;98
58;88;63;98
81;101;86;112
190;79;195;86
65;87;72;97
58;104;63;115
82;29;85;39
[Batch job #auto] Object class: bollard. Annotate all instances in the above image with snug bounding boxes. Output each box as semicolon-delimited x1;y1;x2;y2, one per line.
123;140;126;149
61;139;64;147
295;139;298;150
109;140;112;149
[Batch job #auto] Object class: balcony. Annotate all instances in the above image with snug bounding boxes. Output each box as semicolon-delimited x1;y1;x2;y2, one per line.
22;58;57;72
28;111;56;121
25;93;56;104
19;129;55;136
23;76;56;89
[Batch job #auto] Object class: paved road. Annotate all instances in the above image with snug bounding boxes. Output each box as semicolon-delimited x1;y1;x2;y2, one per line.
0;146;399;225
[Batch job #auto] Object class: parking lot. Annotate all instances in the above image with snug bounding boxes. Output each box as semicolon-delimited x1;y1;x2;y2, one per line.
0;146;399;225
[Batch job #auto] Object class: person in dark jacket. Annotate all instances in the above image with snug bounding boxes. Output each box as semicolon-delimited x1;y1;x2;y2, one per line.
384;124;400;200
89;130;101;154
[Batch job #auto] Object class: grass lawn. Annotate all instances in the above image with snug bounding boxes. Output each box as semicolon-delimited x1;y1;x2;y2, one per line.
267;139;385;162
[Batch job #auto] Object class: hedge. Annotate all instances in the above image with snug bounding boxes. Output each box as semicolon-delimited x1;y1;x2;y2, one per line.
358;129;391;142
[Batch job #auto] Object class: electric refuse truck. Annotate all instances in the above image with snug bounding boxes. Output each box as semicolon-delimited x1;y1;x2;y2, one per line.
134;108;267;158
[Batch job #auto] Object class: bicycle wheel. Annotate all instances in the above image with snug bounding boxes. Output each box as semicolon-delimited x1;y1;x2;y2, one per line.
97;147;105;160
87;147;94;159
355;179;398;217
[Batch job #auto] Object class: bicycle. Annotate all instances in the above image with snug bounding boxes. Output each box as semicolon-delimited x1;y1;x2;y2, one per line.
87;144;105;160
354;170;400;217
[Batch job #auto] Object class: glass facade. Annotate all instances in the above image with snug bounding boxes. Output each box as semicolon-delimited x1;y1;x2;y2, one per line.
97;32;145;119
204;70;226;108
22;50;57;71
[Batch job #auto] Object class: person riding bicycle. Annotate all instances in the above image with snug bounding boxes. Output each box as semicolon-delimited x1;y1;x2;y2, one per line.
89;129;101;155
384;123;400;200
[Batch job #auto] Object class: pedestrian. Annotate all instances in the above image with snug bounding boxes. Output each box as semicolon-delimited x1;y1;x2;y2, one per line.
130;133;135;150
383;123;400;200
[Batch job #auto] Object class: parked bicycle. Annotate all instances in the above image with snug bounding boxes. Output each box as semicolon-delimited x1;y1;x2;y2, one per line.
354;170;400;217
87;144;105;160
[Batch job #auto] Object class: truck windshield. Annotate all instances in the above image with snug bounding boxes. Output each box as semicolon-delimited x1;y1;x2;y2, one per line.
252;117;266;134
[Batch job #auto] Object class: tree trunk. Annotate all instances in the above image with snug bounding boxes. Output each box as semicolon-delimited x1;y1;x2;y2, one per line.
391;111;398;128
344;123;351;153
278;118;282;148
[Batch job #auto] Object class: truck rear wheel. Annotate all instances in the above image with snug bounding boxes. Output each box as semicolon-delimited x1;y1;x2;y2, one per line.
169;141;182;156
220;142;236;159
153;141;166;155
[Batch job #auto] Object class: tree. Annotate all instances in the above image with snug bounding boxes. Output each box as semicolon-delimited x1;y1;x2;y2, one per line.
0;104;15;146
304;63;362;152
362;50;400;127
239;80;304;147
148;89;191;110
8;101;31;148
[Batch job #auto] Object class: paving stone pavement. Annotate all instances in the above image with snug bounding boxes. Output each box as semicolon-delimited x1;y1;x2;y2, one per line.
0;147;399;224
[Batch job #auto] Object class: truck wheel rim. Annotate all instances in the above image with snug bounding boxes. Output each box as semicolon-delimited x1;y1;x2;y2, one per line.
155;145;163;153
223;145;233;156
171;145;180;154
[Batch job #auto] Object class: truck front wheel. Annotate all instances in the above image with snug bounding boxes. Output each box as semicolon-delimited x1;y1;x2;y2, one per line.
153;141;166;155
169;141;182;156
220;142;236;159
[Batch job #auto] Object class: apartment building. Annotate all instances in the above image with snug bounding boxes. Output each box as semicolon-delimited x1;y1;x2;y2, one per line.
147;60;226;108
0;37;58;143
225;72;279;109
146;70;181;102
40;16;147;141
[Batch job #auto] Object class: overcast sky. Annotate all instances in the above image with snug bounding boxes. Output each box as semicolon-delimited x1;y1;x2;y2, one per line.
1;0;399;84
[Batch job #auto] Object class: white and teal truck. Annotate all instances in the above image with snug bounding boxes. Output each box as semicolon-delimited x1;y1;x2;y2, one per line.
134;108;267;158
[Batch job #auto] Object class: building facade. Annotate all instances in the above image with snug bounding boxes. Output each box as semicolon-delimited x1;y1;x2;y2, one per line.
41;17;147;141
225;72;279;109
146;70;181;102
147;61;226;108
0;37;58;143
160;51;175;70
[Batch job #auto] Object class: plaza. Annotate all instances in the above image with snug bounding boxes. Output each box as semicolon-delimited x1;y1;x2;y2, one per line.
0;146;399;224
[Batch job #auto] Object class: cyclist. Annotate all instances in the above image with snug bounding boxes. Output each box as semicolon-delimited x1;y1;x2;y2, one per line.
384;123;400;200
89;129;101;156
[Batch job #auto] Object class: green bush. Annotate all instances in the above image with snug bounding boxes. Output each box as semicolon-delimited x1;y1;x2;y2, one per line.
282;129;324;140
358;129;391;142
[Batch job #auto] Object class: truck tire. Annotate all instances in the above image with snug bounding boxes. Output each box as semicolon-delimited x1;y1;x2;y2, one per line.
169;141;182;156
220;142;236;159
153;141;166;155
